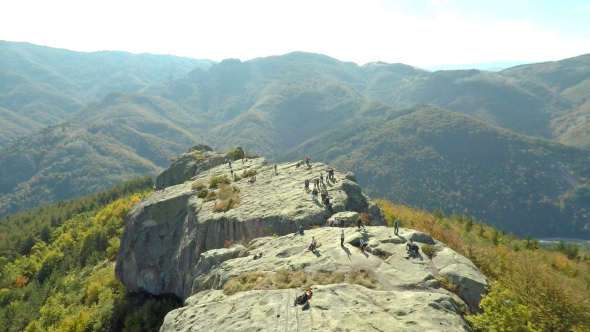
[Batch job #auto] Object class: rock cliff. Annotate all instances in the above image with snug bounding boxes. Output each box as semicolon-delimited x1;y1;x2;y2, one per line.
115;148;488;331
161;226;487;332
116;149;385;300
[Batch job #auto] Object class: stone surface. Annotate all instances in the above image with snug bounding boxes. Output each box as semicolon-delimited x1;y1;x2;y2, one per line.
188;226;488;313
159;226;486;331
161;284;473;332
327;211;359;226
156;147;230;190
116;153;385;300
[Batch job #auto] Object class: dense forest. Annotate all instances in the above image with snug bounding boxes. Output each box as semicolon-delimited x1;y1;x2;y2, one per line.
1;42;589;239
0;176;184;332
0;175;588;331
278;105;590;238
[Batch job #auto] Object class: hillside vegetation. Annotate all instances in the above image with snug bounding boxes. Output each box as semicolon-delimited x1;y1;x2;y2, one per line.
0;41;212;146
277;106;590;238
2;46;590;233
0;174;588;331
0;176;184;332
378;201;590;331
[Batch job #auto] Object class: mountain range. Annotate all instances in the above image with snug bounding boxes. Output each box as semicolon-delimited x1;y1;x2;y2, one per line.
424;60;534;72
1;41;589;238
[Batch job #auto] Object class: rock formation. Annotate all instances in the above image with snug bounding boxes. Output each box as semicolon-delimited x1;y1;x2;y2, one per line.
161;226;487;332
115;148;488;331
116;151;385;300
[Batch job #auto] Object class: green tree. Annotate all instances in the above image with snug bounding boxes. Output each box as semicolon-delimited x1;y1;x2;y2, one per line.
467;283;536;332
523;234;539;250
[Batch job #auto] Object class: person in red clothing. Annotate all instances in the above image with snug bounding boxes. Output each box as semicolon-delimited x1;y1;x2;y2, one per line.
294;288;313;306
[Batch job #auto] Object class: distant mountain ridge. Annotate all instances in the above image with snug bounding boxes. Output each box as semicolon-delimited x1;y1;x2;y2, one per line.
0;41;213;146
276;105;590;238
1;44;590;239
425;60;534;72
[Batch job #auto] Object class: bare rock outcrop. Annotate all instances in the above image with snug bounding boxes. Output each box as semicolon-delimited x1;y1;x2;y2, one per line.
161;285;472;332
116;153;385;300
161;226;487;332
155;145;227;190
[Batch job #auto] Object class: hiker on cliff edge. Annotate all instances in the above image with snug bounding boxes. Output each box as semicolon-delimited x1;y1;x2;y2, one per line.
340;230;345;246
394;218;399;235
306;156;310;166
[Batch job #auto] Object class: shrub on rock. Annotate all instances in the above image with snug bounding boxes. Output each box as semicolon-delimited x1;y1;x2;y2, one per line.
209;174;231;188
421;244;436;258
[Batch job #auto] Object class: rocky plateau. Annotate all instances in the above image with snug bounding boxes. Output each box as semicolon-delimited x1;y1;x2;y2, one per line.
114;146;489;331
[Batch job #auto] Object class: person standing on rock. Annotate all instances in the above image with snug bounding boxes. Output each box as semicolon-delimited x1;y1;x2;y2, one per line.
274;164;277;174
312;188;318;201
394;218;399;235
230;169;234;178
357;217;365;232
309;236;317;251
320;173;324;186
341;230;345;246
306;156;310;166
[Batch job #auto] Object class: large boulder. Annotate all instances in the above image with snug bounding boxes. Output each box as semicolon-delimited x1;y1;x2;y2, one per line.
155;148;229;190
116;155;385;300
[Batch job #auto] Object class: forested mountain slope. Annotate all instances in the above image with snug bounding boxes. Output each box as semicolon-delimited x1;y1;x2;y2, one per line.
2;48;590;227
277;106;590;238
0;41;212;146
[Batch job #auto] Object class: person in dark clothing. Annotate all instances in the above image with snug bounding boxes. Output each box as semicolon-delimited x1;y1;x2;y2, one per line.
294;288;313;306
406;239;419;256
312;188;318;201
360;239;369;252
394;219;399;235
274;164;277;174
357;217;365;231
296;226;304;235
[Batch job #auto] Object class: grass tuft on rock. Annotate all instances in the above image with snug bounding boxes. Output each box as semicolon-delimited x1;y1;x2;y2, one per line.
209;174;231;188
222;268;380;295
421;244;436;258
197;189;209;198
212;185;240;212
204;191;217;202
242;169;257;178
192;181;207;190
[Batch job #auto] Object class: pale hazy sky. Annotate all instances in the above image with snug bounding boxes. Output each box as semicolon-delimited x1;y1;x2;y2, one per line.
1;0;589;67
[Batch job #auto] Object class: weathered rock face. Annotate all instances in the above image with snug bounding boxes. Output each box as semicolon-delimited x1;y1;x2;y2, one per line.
190;227;488;313
161;226;487;332
116;154;385;300
161;285;472;332
155;146;229;190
